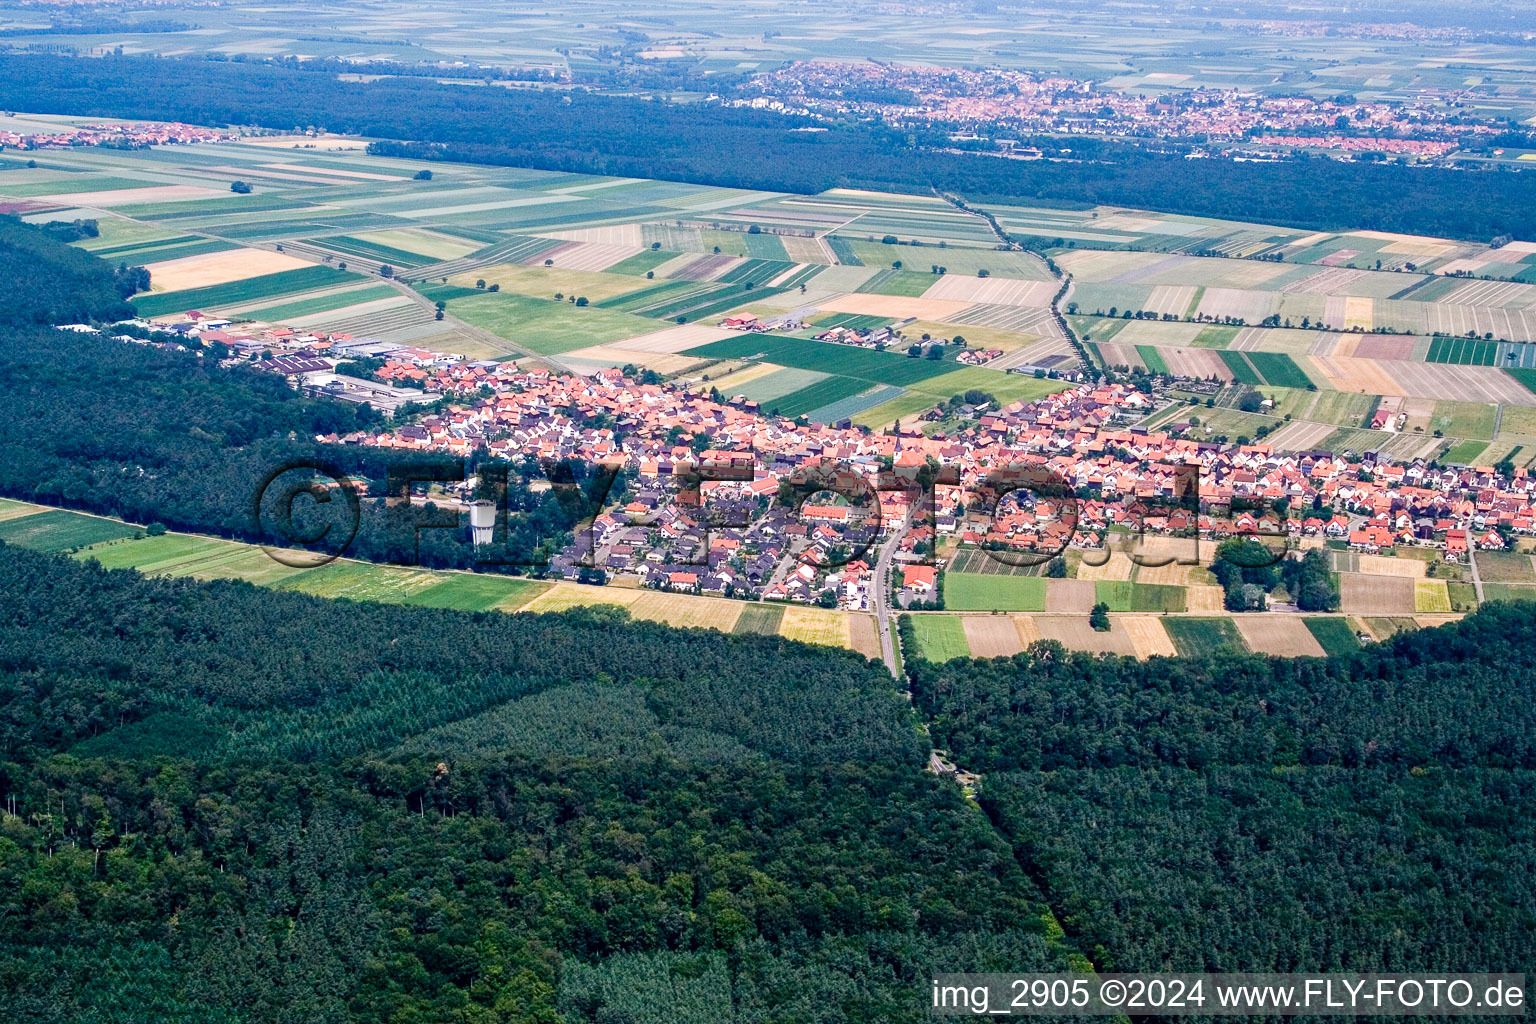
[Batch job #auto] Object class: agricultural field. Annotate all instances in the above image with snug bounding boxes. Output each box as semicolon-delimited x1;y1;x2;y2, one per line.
46;134;1536;443
1162;616;1246;657
944;572;1049;611
19;139;1079;410
1;504;905;660
905;614;972;662
1303;616;1363;656
0;507;143;552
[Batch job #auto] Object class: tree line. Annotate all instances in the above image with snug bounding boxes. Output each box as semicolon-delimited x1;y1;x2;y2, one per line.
1;53;1535;240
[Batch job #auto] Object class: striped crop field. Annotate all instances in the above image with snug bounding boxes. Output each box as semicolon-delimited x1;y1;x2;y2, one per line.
132;266;365;316
685;335;958;387
1427;336;1500;366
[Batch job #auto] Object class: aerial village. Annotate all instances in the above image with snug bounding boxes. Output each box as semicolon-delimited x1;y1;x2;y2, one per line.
0;120;236;150
75;300;1534;613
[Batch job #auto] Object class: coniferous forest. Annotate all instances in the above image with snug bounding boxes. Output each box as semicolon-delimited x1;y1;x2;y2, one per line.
3;546;1535;1021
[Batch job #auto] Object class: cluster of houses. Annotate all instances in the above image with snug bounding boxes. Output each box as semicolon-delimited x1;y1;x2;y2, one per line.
118;311;465;415
718;312;804;332
1;121;235;150
955;348;1003;365
307;364;1536;608
811;324;900;349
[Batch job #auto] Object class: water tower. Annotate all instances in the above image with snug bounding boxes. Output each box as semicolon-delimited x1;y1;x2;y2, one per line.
469;500;497;546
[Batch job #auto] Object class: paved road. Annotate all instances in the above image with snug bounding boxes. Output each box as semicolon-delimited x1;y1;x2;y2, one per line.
870;517;910;678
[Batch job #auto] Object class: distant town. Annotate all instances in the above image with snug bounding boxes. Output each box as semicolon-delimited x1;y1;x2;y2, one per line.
730;61;1508;162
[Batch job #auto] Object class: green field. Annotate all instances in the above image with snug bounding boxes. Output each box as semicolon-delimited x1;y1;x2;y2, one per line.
1136;346;1171;375
1427;336;1499;366
1431;401;1498;440
1478;582;1536;603
686;335;958;387
1441;440;1490;465
0;509;142;552
734;603;787;635
770;376;872;419
401;573;548;611
1245;351;1313;388
1162;616;1246;656
1303;616;1361;656
240;284;400;322
944;573;1048;611
426;287;666;354
857;269;939;297
906;614;971;662
1093;580;1187;612
133;265;365;316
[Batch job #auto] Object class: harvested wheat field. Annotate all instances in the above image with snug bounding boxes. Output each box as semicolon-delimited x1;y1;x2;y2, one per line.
1356;554;1425;578
629;591;744;631
246;135;368;150
962;615;1026;658
540;224;645;247
1121;616;1177;658
611;323;737;353
848;614;881;658
539;242;642;272
1343;296;1374;331
1012;614;1043;647
1035;615;1137;655
1185;585;1227;612
1414;614;1463;629
1307;354;1404;396
1131;536;1208;585
524;582;641;614
780;605;853;648
1076;550;1135;582
817;292;972;322
38;184;224;207
0;499;44;522
1044;579;1097;613
1136;561;1198;586
781;235;834;264
523;583;744;632
921;275;1055;306
146;248;313;292
1338;573;1417;614
1234;616;1326;657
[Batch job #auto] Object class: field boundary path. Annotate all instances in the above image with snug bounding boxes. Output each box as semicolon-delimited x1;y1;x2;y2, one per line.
936;189;1086;373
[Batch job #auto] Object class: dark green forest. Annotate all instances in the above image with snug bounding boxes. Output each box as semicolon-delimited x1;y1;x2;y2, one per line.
0;236;597;573
0;546;1072;1023
907;616;1536;974
0;54;1534;240
0;312;606;568
0;215;140;324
